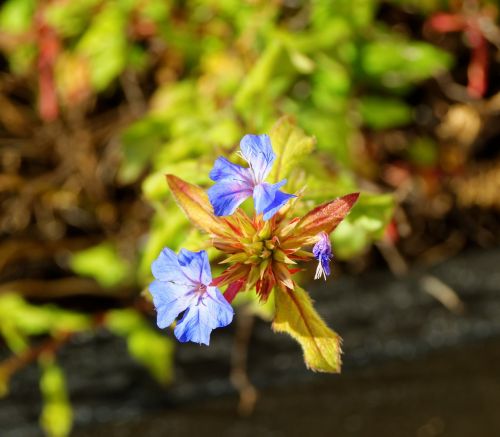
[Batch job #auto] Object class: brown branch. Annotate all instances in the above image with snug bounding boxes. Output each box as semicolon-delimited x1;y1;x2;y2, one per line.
0;277;136;300
230;307;258;416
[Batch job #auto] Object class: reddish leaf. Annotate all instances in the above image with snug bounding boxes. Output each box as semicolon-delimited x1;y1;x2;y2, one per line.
286;193;359;247
166;174;230;237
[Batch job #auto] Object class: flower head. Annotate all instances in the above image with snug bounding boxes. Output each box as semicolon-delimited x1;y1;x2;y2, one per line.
166;173;359;304
313;232;333;280
208;134;295;220
150;248;233;345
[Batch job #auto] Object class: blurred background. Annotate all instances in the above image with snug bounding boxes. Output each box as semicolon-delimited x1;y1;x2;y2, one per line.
1;0;500;436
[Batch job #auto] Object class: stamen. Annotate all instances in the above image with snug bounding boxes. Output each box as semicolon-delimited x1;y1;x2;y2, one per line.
314;262;327;281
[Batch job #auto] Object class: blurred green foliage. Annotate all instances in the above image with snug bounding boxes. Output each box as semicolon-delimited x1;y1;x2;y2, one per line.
70;243;130;288
105;309;174;385
0;0;458;435
39;356;73;437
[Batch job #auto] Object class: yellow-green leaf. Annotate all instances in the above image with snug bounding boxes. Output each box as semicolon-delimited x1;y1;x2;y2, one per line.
273;285;341;373
39;356;73;437
70;242;129;288
127;328;174;385
105;309;174;385
268;116;316;183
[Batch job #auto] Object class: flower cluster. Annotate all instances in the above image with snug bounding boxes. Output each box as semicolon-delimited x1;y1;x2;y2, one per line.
150;129;358;372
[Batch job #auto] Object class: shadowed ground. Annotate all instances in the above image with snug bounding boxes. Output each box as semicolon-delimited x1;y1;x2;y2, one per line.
2;247;500;436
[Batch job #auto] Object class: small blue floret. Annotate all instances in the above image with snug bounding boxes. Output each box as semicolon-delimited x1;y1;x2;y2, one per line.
313;232;333;280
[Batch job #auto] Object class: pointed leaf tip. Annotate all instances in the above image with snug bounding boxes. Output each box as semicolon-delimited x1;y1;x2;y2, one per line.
294;192;360;239
273;285;342;373
166;174;229;237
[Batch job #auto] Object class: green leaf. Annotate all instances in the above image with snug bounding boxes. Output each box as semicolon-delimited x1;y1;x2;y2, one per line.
234;40;284;113
76;5;128;91
0;0;34;33
45;0;100;37
105;309;174;385
142;160;212;202
273;285;341;373
119;116;168;184
233;288;276;321
70;243;129;288
0;294;91;336
361;39;452;87
359;96;413;129
288;49;315;74
332;193;395;259
105;308;145;336
138;208;188;281
268;116;316;183
39;357;73;437
127;328;174;385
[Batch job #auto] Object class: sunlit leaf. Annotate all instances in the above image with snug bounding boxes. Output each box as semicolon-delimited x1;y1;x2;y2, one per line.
361;39;452;87
286;193;359;248
142;160;212;201
268;116;316;183
128;328;174;385
45;0;100;37
105;309;174;385
234;40;284;113
105;308;145;336
119;116;169;184
273;285;341;373
0;294;91;336
332;193;395;258
0;0;34;33
76;4;128;91
39;356;73;437
70;243;130;288
233;287;276;320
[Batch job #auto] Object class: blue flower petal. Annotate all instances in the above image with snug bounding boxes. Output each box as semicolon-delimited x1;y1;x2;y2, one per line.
262;190;296;221
151;248;193;285
178;249;212;285
321;256;331;276
150;248;234;342
209;157;253;184
205;286;234;328
173;287;233;345
149;280;194;329
253;180;295;220
207;181;253;216
253;180;286;214
240;134;275;183
174;306;211;345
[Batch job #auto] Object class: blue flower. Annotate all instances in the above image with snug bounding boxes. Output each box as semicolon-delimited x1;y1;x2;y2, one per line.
313;232;332;280
150;248;234;345
208;134;295;220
